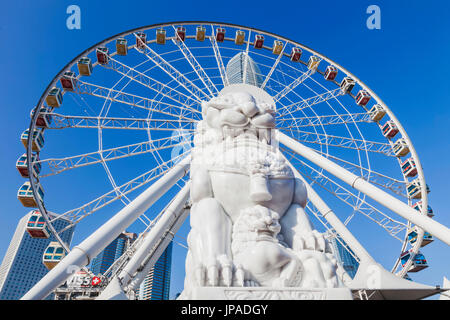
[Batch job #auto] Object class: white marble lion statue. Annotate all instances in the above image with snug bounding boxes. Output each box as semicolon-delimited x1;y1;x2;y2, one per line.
179;84;345;299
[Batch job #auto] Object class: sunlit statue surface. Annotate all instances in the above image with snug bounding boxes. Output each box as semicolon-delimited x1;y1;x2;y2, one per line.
179;83;347;300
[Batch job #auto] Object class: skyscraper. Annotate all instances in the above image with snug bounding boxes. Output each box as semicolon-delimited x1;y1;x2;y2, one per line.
0;211;74;300
138;242;172;300
90;232;137;275
226;52;263;87
329;234;360;279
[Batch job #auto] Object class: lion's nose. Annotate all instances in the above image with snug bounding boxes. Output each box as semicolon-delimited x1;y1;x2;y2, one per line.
250;174;272;202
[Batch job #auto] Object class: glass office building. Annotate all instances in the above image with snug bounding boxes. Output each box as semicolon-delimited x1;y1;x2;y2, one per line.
0;211;74;300
138;242;172;300
90;232;137;275
329;235;360;279
225;52;263;87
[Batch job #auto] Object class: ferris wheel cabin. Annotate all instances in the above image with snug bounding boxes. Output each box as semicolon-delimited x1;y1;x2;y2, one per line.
196;26;206;41
340;77;355;94
30;106;52;128
369;104;386;122
77;57;93;76
401;158;418;177
60;71;77;91
254;35;264;49
96;47;109;65
156;28;166;44
400;250;428;272
272;40;283;55
307;56;321;72
393;138;410;157
355;90;371;106
16;153;41;178
407;226;434;247
116;37;128;56
135;32;147;51
176;26;186;42
26;210;50;239
324;65;338;81
382;120;399;138
234;30;245;45
290;47;302;62
17;181;44;208
216;27;225;42
43;242;66;270
21;128;44;152
45;87;63;108
412;201;434;218
407;179;430;199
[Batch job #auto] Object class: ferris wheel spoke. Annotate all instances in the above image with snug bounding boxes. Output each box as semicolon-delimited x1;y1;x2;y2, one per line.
313;149;407;198
168;27;219;97
277;112;372;129
276;88;343;117
103;55;201;110
37;135;191;177
283;129;394;157
51;151;190;228
209;26;229;87
285;150;407;240
272;64;318;103
131;33;211;101
241;29;252;86
75;80;201;121
260;42;286;90
46;113;196;131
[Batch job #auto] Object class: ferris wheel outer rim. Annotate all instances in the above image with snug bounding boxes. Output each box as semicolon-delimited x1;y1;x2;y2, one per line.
26;21;427;275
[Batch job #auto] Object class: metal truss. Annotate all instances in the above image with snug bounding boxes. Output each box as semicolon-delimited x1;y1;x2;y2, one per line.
287;152;408;240
132;33;211;101
102;55;201;112
52;152;189;231
260;42;286;90
170;28;219;97
75;80;200;121
272;63;318;103
209;26;229;87
277;87;343;117
47;113;195;131
313;150;407;198
286;130;395;156
38;136;191;178
277;112;373;129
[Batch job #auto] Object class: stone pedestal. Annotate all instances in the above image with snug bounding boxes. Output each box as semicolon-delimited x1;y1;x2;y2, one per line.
190;287;353;300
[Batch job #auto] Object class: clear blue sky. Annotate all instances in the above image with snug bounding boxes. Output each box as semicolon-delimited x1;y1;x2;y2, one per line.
0;0;449;299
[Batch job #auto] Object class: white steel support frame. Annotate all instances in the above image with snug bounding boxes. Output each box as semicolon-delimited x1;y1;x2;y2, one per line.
278;132;450;246
127;208;190;292
276;87;343;118
209;26;229;87
272;65;317;103
48;113;195;131
131;33;211;102
241;29;252;86
260;41;287;90
38;134;190;177
117;184;190;288
21;156;190;300
100;56;201;114
277;112;372;130
170;27;219;97
76;80;201;121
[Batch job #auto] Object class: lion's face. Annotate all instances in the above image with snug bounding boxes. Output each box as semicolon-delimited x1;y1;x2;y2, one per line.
200;89;276;144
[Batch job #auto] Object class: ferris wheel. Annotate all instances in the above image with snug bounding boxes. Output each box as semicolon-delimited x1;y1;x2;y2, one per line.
18;22;450;300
